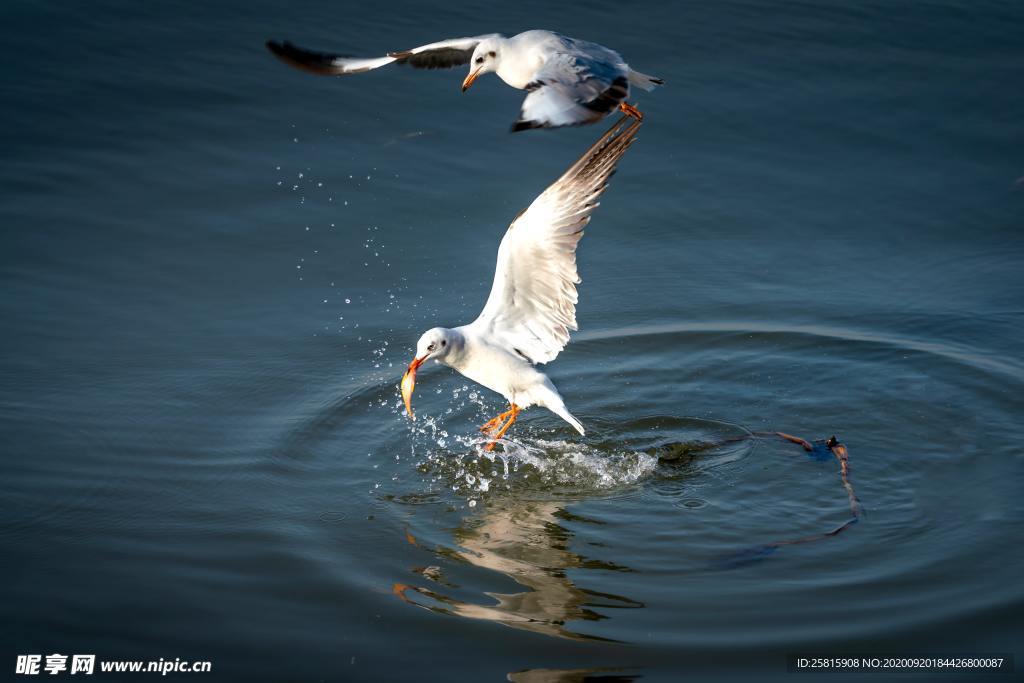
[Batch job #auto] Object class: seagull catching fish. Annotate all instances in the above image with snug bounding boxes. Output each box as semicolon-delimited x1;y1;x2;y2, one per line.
266;30;662;130
401;116;641;449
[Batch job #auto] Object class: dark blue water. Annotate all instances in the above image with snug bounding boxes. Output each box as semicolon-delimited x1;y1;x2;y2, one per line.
2;1;1023;680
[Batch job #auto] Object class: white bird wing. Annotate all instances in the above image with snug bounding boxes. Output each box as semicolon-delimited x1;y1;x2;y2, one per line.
512;52;630;131
266;35;501;75
470;116;642;364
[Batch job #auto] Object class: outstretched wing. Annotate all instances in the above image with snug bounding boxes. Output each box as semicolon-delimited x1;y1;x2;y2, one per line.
469;116;642;364
511;53;630;131
266;35;500;76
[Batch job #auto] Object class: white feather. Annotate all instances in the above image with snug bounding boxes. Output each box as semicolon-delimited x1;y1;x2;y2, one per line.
467;117;642;365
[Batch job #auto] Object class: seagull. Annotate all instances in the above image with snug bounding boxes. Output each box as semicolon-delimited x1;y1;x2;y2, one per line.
266;30;663;131
400;116;642;449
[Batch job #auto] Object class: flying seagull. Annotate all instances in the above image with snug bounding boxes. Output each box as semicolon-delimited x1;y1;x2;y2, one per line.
266;30;663;131
400;116;642;449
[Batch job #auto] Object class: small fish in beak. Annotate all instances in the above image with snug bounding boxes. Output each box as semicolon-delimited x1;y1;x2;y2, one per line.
401;356;426;418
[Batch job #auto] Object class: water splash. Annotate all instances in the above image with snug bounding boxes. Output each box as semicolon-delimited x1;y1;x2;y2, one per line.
415;432;658;499
494;438;659;489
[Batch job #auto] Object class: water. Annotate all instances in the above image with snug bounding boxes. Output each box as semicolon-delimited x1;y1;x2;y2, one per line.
2;0;1023;680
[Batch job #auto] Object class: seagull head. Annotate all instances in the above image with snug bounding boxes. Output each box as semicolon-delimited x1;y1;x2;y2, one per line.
462;38;502;92
401;327;456;418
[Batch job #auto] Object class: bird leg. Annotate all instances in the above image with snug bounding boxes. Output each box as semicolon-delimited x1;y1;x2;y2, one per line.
483;404;520;451
479;407;515;435
618;101;644;120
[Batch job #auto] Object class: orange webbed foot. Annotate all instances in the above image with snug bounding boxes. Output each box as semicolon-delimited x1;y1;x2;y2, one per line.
480;408;514;436
482;404;520;451
479;403;520;450
618;101;644;120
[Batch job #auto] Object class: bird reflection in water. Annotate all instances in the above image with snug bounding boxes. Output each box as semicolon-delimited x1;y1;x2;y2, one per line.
393;496;643;641
392;430;858;638
506;666;640;683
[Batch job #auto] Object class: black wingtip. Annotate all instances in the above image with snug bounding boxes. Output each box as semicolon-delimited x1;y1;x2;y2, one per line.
265;39;290;58
265;39;346;76
266;39;301;62
510;119;544;133
510;117;601;133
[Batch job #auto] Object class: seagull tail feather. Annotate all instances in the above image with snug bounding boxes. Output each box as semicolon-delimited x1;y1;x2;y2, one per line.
628;68;664;92
551;404;586;436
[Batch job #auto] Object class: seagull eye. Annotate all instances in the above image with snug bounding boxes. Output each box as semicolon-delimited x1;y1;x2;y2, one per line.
441;340;446;346
488;51;496;57
475;57;483;64
427;342;436;352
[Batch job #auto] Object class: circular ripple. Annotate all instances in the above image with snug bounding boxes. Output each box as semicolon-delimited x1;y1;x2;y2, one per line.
286;321;1024;646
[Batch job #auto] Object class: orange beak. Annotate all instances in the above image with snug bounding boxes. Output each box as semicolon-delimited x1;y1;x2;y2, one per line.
461;67;482;92
400;355;427;418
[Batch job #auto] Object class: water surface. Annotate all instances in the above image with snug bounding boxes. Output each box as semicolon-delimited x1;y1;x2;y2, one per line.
2;1;1023;680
